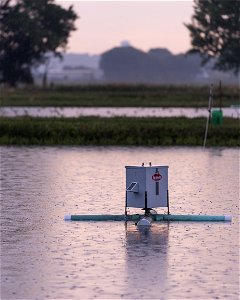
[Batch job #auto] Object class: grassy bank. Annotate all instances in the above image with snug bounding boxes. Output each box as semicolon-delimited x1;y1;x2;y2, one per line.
0;117;239;146
1;84;239;107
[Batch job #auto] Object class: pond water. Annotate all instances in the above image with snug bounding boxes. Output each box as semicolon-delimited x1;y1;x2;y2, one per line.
1;146;239;299
0;106;239;118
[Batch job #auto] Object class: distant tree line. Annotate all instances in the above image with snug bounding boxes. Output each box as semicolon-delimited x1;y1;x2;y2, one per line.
0;0;239;86
100;47;212;84
101;0;239;83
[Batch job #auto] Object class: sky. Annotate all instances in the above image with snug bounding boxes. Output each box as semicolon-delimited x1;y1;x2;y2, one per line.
56;1;194;55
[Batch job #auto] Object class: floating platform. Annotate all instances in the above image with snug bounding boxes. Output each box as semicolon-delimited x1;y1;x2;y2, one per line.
64;214;232;222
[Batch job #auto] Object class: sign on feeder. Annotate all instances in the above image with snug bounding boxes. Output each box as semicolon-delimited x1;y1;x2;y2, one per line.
125;164;169;215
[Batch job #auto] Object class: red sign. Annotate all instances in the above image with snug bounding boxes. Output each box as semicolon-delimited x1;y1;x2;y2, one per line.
152;171;162;181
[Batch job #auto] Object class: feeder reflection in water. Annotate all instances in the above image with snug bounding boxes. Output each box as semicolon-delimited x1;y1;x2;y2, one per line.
124;223;169;295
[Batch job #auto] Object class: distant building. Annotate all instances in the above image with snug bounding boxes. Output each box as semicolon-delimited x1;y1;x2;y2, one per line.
120;40;131;47
32;53;102;86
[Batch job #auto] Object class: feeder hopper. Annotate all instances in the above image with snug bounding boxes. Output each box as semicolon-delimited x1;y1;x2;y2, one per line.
125;165;169;211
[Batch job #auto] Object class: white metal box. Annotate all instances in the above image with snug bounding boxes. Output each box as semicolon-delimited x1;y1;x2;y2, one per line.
126;166;168;208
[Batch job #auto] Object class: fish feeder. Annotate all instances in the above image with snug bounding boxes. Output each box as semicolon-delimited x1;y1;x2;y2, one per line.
64;163;232;225
125;164;169;216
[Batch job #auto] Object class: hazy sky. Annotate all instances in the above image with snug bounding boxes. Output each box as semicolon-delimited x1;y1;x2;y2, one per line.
56;1;194;55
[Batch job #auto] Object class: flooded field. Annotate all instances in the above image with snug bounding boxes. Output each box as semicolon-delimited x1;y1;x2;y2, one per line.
0;146;239;299
0;106;239;118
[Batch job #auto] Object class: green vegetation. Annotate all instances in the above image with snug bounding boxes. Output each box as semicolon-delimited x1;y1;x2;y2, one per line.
1;84;239;107
1;85;238;147
0;116;239;146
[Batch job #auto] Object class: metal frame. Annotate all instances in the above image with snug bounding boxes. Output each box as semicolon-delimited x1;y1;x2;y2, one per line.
125;189;170;216
125;190;128;216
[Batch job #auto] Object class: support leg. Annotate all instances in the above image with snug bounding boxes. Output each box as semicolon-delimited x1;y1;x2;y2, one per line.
167;190;170;215
144;191;148;215
125;190;127;216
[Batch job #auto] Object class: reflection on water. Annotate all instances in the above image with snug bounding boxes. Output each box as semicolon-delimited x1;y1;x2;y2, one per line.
0;146;239;299
125;224;169;298
0;106;239;118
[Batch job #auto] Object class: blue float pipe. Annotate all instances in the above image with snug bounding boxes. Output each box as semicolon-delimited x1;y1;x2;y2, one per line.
155;214;231;222
65;214;127;221
64;214;232;222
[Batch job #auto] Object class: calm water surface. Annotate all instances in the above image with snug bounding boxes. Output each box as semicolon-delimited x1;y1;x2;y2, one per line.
0;146;239;299
0;106;239;118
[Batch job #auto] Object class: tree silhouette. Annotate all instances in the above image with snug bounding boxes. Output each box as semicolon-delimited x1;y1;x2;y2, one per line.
185;0;240;74
0;0;77;86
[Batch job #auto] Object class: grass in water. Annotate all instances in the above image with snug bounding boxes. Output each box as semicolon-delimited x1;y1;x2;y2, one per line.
0;117;239;147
